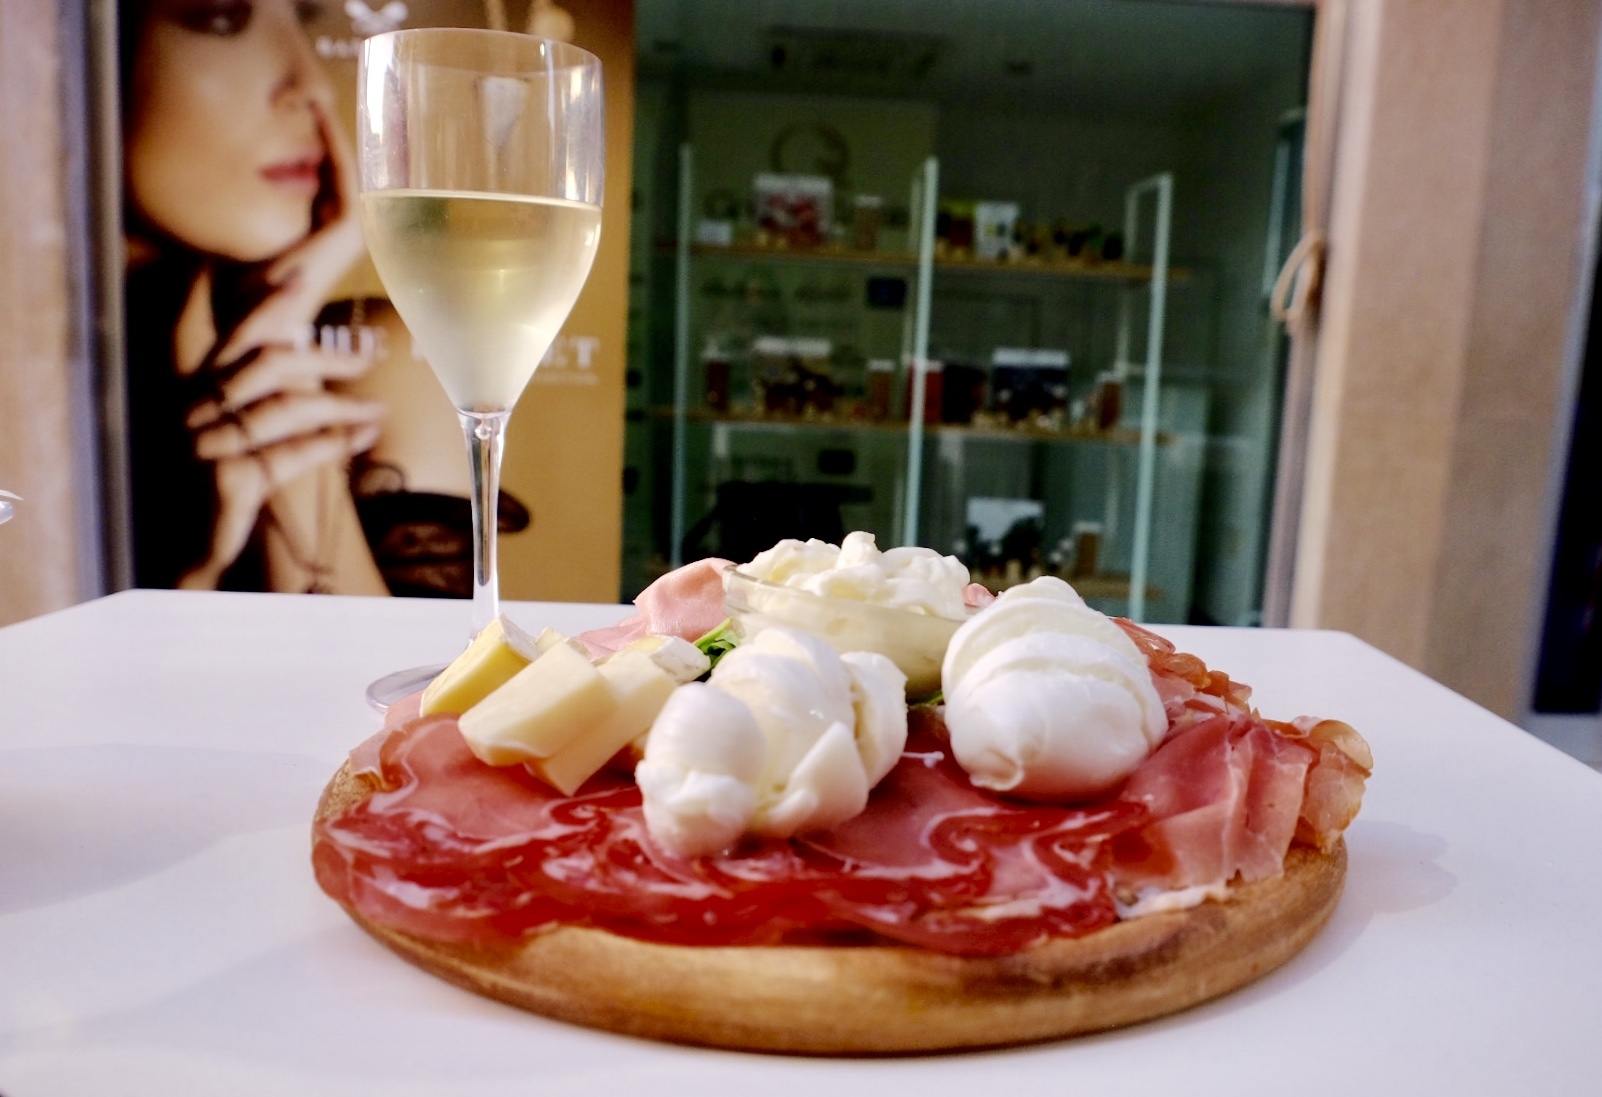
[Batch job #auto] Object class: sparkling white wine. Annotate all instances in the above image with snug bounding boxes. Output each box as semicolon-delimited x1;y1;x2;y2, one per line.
361;190;602;411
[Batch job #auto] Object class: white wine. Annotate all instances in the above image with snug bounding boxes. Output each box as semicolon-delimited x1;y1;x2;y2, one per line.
361;190;602;411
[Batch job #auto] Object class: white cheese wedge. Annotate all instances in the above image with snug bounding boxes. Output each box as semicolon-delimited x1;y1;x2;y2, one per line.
532;626;578;657
621;634;711;684
458;642;611;765
526;650;678;795
420;616;546;716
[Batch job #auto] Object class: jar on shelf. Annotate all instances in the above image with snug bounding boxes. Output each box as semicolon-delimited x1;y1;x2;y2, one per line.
905;358;944;424
702;337;731;413
852;194;883;252
1094;371;1124;431
1071;521;1104;579
866;358;895;421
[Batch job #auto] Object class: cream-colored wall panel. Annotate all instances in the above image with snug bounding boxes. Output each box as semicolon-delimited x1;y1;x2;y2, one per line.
0;1;92;626
1294;0;1599;718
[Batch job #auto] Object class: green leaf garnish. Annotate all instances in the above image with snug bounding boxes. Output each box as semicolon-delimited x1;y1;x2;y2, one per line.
693;618;740;672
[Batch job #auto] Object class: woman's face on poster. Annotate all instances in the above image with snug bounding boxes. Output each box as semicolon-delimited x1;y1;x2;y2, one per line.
126;0;336;263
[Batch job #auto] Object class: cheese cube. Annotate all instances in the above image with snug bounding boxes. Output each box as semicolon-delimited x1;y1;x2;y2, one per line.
525;651;678;795
420;616;547;716
458;642;611;765
623;634;711;684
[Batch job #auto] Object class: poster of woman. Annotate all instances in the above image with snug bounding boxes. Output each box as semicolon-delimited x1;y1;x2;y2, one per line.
116;0;632;600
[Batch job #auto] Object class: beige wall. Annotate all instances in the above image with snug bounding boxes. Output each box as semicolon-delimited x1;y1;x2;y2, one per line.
501;0;634;603
1293;0;1600;718
0;2;95;627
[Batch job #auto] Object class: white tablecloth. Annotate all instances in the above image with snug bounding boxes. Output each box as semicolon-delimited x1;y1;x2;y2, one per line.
3;590;1600;1095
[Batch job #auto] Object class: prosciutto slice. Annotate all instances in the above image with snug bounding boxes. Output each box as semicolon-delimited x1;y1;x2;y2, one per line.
1277;717;1373;851
1109;714;1316;893
1106;630;1372;896
575;557;732;657
1117;618;1254;726
348;691;423;780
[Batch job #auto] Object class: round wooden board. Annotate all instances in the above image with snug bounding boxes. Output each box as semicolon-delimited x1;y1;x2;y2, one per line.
316;762;1346;1054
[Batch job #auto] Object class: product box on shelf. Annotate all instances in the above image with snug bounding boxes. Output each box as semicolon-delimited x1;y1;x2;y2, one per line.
990;347;1071;421
753;174;834;248
974;202;1020;260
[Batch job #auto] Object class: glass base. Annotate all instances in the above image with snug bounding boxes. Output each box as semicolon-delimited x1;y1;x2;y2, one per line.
365;662;448;713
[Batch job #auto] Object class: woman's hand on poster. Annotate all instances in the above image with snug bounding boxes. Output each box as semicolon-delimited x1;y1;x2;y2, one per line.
178;342;384;588
177;106;380;588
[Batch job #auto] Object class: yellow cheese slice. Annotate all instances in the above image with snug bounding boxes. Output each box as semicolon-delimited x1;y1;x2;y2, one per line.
420;616;547;717
458;642;612;765
526;651;678;795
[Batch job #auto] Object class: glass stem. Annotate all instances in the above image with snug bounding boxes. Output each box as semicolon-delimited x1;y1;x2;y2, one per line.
461;410;509;637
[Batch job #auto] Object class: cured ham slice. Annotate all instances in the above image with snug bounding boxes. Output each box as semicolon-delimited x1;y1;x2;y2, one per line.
1110;715;1314;894
1117;618;1254;726
1106;633;1372;897
313;708;1148;956
348;691;423;780
1278;717;1373;851
575;557;732;657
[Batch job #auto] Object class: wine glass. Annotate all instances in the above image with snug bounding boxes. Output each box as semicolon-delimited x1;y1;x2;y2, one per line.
357;29;604;708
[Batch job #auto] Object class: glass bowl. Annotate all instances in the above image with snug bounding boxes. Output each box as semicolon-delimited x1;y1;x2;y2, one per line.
723;567;966;696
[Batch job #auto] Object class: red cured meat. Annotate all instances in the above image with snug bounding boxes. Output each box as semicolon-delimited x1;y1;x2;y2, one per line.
1117;618;1254;728
320;615;1370;954
1109;715;1315;893
349;691;423;780
575;557;732;657
314;708;1147;956
1277;717;1373;851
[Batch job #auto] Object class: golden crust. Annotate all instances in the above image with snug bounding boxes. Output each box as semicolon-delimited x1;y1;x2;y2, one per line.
316;762;1346;1054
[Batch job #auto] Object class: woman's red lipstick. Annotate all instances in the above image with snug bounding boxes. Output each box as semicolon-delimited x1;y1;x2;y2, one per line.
261;155;321;190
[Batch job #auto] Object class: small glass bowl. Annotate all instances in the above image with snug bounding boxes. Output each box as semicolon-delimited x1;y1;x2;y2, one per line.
723;567;966;696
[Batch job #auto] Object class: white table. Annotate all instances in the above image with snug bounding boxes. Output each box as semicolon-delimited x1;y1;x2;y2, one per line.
3;590;1600;1096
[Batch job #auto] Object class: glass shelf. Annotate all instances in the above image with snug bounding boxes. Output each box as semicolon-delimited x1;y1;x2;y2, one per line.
652;407;1172;447
659;240;1179;284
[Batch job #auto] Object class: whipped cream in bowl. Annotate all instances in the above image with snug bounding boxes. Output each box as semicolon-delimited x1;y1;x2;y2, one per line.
723;531;971;696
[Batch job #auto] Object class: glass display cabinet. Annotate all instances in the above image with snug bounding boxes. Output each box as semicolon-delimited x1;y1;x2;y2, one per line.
641;145;1196;623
